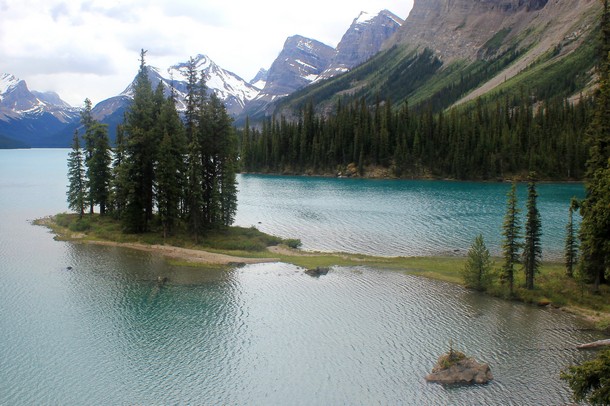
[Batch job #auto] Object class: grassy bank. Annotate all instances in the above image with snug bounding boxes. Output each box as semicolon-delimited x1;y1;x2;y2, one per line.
37;213;610;330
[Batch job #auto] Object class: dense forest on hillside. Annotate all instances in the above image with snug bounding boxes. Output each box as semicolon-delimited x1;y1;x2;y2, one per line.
240;94;592;180
238;15;601;181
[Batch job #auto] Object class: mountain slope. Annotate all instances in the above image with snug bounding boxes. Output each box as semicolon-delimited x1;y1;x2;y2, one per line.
263;0;601;120
0;73;79;147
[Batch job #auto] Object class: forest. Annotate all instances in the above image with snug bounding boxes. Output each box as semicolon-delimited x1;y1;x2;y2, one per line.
239;94;591;181
67;51;238;239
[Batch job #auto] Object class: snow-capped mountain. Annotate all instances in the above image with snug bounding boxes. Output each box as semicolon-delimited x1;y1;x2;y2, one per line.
250;68;269;90
239;9;403;122
0;73;79;147
0;73;76;122
92;54;260;133
169;54;260;115
317;10;404;80
256;35;336;101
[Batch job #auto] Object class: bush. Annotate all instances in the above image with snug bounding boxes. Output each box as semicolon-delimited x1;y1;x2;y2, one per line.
284;239;302;249
69;218;91;232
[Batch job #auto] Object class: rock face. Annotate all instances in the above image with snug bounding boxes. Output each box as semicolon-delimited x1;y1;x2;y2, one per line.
318;10;404;80
385;0;598;62
425;352;493;385
259;36;336;99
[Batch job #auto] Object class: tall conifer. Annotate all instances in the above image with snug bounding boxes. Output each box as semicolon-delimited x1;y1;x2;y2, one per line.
501;182;521;296
522;174;542;290
579;0;610;290
66;130;86;217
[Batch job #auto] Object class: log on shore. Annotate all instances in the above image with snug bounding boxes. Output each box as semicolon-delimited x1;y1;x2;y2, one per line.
577;339;610;349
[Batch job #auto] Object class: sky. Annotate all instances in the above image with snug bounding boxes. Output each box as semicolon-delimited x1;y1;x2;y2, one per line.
0;0;414;107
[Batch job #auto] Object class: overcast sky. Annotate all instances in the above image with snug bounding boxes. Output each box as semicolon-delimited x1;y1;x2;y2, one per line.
0;0;414;106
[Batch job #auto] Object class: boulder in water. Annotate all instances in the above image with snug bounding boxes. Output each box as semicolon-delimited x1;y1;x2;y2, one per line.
425;350;493;385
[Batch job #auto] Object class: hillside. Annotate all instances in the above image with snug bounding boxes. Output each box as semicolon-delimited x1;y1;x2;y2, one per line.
257;0;601;121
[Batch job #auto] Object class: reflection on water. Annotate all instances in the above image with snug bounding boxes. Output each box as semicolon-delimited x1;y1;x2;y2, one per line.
0;149;601;405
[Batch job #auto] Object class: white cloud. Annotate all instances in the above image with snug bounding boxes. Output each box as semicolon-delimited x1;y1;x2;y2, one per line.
0;0;413;106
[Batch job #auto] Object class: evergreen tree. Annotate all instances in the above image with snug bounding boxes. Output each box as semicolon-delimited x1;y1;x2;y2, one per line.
110;124;127;219
155;95;186;238
87;122;112;215
501;182;521;296
66;130;86;218
81;98;111;215
565;198;579;277
561;348;610;405
522;174;542;290
121;49;157;232
81;98;95;214
186;137;204;239
462;234;493;291
579;0;610;290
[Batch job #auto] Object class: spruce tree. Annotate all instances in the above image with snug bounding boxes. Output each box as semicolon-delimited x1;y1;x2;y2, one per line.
565;198;579;277
462;234;493;291
121;49;156;232
522;174;542;290
81;99;111;215
501;182;521;296
579;0;610;290
66;130;87;218
155;95;186;238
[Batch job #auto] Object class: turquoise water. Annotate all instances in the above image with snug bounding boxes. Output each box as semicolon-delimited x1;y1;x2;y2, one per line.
235;174;583;259
0;149;602;405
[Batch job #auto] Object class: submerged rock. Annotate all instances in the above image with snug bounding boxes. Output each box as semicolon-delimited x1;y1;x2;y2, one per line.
425;350;493;385
304;267;329;277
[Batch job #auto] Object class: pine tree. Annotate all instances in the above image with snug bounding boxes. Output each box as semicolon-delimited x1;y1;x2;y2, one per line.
501;182;521;296
155;95;186;238
579;0;610;290
462;234;493;291
81;98;95;214
110;124;127;218
81;99;111;216
522;173;542;290
561;348;610;405
186;138;204;239
565;198;579;277
66;130;86;218
121;49;157;232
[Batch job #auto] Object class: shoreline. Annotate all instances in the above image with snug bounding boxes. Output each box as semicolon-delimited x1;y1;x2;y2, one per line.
35;214;609;332
86;240;281;265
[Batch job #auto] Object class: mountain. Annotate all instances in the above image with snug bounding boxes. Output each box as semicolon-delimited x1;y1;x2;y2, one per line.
0;73;79;147
168;54;260;115
260;36;336;99
239;10;404;123
317;10;404;80
265;0;601;120
250;68;269;90
84;55;261;143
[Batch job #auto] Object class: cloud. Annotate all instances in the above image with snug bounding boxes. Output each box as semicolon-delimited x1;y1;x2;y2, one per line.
0;0;413;106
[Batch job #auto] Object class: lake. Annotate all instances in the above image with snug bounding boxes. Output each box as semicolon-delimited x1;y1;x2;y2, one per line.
0;149;602;405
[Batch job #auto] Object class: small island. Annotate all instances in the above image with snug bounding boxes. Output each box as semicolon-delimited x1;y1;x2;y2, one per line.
426;347;493;385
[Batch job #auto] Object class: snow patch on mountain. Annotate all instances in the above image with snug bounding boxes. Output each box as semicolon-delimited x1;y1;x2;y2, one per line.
0;74;20;101
168;54;260;112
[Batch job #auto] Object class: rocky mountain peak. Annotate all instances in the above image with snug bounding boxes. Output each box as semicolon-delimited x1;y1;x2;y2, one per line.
259;35;336;98
318;9;404;80
250;68;269;90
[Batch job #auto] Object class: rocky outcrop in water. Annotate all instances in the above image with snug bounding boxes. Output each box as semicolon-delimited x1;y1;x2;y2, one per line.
425;350;493;385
